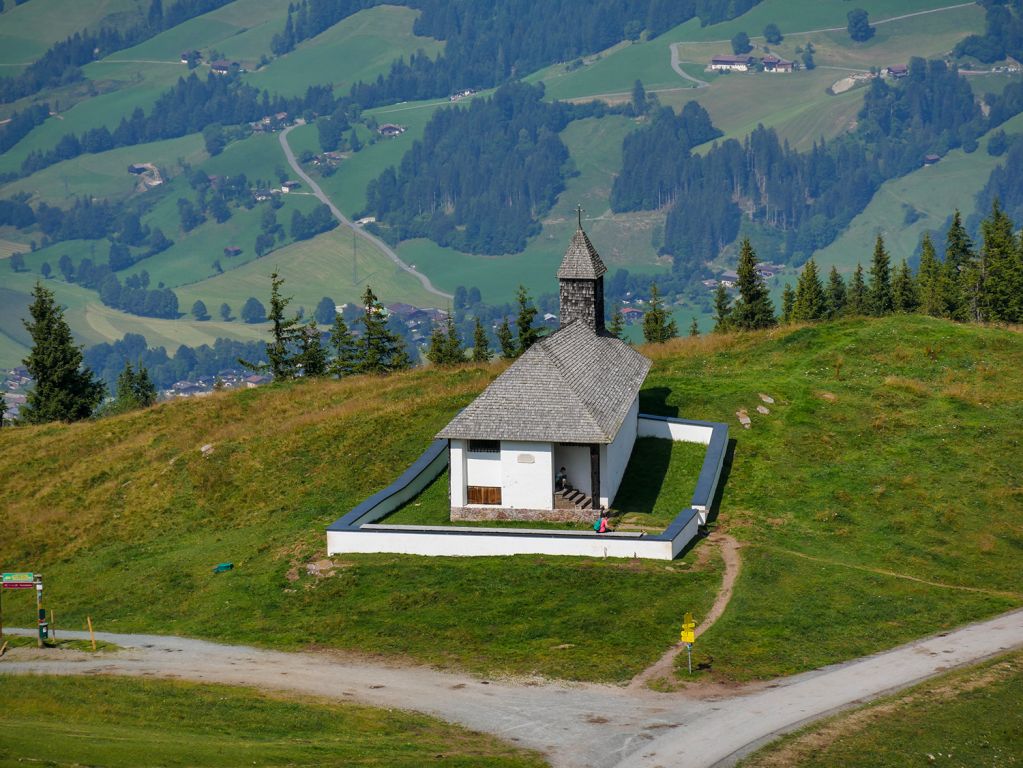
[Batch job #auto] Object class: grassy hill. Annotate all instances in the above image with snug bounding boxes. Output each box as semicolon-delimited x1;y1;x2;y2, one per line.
1;315;1019;684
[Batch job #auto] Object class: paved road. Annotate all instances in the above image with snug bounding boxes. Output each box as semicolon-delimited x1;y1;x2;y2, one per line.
277;125;452;301
4;608;1022;767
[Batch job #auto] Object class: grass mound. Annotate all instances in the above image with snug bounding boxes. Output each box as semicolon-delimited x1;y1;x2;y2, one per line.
1;315;1020;683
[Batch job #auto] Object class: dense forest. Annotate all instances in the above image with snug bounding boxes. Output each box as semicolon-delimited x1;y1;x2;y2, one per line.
0;0;234;103
954;0;1023;63
271;0;761;108
365;82;578;254
612;59;1023;272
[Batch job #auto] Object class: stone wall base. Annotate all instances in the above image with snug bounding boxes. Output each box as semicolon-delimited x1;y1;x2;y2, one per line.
451;506;595;523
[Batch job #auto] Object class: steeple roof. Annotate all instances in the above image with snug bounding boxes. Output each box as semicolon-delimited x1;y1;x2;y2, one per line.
557;226;607;280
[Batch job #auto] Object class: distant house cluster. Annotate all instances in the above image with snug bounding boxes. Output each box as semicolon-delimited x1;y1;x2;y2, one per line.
210;59;241;76
703;262;786;290
710;54;794;73
449;89;476;102
250;111;292;133
2;366;31;421
166;370;270;399
379;303;448;344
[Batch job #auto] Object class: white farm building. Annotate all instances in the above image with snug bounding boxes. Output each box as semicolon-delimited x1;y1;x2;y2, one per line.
437;224;651;522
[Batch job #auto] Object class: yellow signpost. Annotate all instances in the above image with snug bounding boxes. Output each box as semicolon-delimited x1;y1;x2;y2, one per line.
680;612;696;674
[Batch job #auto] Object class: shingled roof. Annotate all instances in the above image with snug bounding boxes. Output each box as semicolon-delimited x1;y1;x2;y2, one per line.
437;320;651;444
557;227;607;280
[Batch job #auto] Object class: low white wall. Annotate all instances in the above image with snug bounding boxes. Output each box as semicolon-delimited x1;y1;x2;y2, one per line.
501;441;553;510
637;417;713;444
328;529;676;560
670;513;701;558
601;396;639;507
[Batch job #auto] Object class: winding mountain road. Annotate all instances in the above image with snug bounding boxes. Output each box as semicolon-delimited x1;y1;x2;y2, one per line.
4;608;1022;767
278;125;452;301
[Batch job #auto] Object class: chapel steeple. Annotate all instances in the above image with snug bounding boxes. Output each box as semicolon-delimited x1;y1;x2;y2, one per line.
558;208;607;333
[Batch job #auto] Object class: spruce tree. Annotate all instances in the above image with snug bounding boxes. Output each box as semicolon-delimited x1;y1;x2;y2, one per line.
496;318;516;359
298;321;328;376
892;259;919;313
110;360;157;412
979;200;1023;323
608;305;626;340
357;286;409;373
21;282;105;423
826;266;847;318
944;211;973;321
328;313;359;377
847;264;867;315
642;283;678;343
426;315;464;365
731;238;777;330
780;283;794;323
868;234;894;316
713;283;732;332
515;285;540;355
0;394;6;427
792;258;827;322
471;317;491;362
917;234;945;317
688;317;700;337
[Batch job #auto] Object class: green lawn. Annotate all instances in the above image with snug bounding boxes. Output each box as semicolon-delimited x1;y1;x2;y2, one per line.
740;649;1023;767
0;676;547;768
614;438;707;528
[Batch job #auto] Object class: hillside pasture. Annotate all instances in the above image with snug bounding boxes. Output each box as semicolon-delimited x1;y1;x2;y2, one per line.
245;5;444;98
0;134;206;206
1;317;1020;684
0;0;143;67
815;110;1023;274
175;221;442;312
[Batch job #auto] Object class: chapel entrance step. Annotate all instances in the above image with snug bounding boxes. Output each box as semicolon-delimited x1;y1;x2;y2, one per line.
554;488;597;510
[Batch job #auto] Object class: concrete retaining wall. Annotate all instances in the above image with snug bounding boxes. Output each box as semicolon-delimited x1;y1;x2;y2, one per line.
325;415;728;561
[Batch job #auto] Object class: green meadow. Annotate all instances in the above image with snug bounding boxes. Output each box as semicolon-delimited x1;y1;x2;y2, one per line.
0;675;547;767
1;316;1020;684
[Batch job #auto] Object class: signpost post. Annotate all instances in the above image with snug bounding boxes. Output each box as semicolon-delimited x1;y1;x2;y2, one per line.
1;573;42;645
680;611;696;674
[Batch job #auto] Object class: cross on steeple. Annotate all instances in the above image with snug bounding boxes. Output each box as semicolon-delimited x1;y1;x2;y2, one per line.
576;204;583;229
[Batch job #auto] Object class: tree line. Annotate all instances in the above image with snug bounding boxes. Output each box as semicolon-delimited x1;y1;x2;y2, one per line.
954;0;1023;64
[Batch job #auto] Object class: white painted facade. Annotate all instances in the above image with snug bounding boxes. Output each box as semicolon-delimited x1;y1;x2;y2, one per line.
450;396;640;511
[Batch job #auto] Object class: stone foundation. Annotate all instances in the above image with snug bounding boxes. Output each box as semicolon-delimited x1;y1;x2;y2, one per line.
451;506;595;524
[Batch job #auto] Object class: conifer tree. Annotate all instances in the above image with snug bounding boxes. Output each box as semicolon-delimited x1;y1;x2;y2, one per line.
916;234;945;317
847;264;867;315
892;258;919;313
712;283;732;332
426;315;464;365
826;266;847;318
642;282;678;343
731;238;777;330
688;317;699;337
979;200;1023;323
111;360;157;412
21;282;105;423
608;305;626;340
792;258;827;322
781;283;795;323
327;313;359;377
515;285;540;355
0;394;6;428
298;321;328;376
944;211;973;321
471;317;491;362
868;234;894;316
496;318;516;359
357;286;409;373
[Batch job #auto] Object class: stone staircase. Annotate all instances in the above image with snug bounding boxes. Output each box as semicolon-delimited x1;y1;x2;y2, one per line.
554;488;598;511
